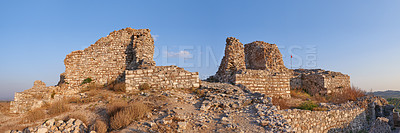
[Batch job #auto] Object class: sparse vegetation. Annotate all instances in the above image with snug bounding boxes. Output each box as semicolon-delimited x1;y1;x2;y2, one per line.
139;83;151;91
81;78;93;85
109;103;150;130
297;101;318;110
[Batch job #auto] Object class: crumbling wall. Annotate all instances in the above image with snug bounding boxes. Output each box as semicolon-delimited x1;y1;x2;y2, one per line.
215;37;246;83
291;69;350;95
60;28;155;89
10;81;61;113
279;107;367;132
125;66;200;91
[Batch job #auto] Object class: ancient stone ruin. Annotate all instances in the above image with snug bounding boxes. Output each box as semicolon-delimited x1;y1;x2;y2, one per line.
10;28;200;113
59;28;156;90
215;37;291;98
290;69;351;95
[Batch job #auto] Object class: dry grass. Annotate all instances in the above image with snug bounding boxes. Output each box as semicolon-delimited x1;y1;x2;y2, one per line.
23;109;46;123
109;103;150;130
91;120;108;133
47;101;70;116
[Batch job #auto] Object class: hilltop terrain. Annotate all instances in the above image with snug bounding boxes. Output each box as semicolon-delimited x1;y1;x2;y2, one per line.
0;28;397;133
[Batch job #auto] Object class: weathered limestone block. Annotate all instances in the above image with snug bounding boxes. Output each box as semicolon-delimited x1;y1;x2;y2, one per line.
244;41;288;73
215;37;246;83
59;27;155;88
125;66;200;91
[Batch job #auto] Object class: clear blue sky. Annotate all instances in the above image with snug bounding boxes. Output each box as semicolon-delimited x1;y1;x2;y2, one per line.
1;0;399;100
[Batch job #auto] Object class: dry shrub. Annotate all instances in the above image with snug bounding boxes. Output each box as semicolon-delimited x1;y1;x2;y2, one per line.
65;113;89;125
110;103;150;130
272;97;290;110
139;83;151;91
91;120;108;133
108;82;126;92
23;109;46;123
106;101;129;117
47;101;70;116
328;86;366;104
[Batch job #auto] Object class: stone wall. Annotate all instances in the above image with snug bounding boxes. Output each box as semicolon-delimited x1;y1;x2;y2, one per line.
234;70;291;98
278;107;367;133
10;81;62;113
59;28;155;89
125;66;200;91
291;69;350;95
215;37;290;98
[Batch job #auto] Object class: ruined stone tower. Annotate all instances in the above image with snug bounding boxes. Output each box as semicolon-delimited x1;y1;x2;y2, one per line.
215;37;291;98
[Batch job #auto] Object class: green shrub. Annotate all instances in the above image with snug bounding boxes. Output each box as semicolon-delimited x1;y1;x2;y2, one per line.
297;101;318;110
81;78;93;85
139;83;150;91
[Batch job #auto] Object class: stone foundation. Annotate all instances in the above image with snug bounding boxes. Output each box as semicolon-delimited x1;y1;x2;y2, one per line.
125;66;200;91
234;70;290;98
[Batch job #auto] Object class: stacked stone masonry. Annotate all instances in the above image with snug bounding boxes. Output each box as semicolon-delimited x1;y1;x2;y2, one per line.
215;37;291;98
279;107;366;133
125;66;200;91
290;69;350;95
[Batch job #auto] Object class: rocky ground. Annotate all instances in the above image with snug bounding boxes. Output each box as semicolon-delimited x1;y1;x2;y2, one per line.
1;81;294;133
